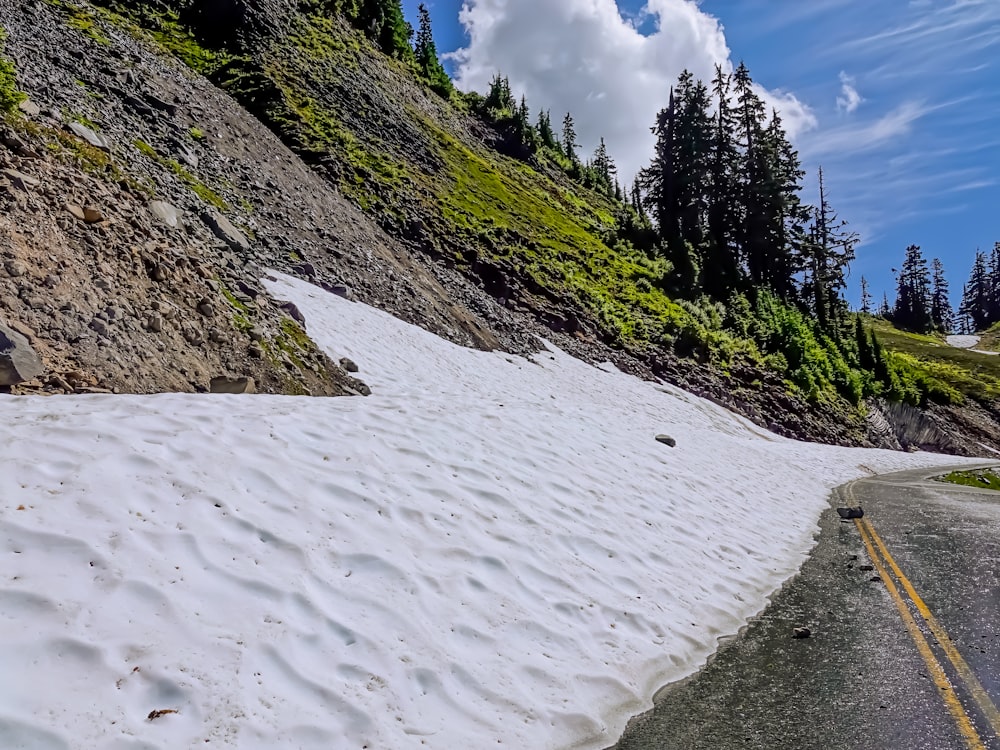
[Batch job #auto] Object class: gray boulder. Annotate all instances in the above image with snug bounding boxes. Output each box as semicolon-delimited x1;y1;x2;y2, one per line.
67;122;111;150
0;322;43;386
201;210;250;252
210;376;256;394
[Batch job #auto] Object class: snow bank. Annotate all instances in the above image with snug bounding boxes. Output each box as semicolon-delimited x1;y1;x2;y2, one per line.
0;272;974;749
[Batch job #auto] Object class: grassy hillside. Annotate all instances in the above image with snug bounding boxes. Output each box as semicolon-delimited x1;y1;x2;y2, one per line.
34;0;989;431
870;318;1000;402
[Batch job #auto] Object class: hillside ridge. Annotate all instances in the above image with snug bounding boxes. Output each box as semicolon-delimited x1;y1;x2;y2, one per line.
1;0;999;453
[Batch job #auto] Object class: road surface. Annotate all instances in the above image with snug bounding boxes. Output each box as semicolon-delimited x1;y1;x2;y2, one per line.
614;464;1000;750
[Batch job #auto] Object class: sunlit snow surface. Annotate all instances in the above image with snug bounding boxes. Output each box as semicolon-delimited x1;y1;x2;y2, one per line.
0;272;978;749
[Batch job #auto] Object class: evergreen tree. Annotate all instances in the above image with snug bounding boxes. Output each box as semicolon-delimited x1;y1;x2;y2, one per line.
804;167;857;332
413;3;452;97
704;65;741;298
760;109;809;300
561;112;579;162
537;110;556;149
892;244;933;333
929;258;952;332
988;242;1000;324
484;74;515;116
590;137;616;196
855;316;876;371
860;276;872;314
514;95;534;146
347;0;413;60
732;62;769;290
960;250;991;331
879;292;891;318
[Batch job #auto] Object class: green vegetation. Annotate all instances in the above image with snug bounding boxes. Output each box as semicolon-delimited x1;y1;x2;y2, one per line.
189;126;205;141
43;0;112;45
870;317;1000;403
220;285;253;332
132;139;228;209
937;469;1000;491
79;0;1000;417
0;27;25;115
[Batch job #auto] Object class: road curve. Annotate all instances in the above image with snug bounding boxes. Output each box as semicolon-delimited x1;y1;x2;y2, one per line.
613;463;1000;750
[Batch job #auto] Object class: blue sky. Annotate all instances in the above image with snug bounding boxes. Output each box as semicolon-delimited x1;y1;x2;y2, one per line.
402;0;1000;311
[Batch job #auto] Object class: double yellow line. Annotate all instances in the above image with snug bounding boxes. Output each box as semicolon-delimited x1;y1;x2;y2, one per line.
852;495;1000;749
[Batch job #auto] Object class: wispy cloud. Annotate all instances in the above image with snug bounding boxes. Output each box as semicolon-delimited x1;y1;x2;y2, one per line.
804;100;930;157
835;71;863;113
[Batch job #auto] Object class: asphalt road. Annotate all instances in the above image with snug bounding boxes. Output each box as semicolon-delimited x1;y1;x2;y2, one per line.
613;463;1000;750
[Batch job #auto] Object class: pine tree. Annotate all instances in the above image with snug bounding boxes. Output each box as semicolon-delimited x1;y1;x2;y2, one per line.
484;74;515;116
349;0;414;60
929;258;952;332
893;244;933;333
561;113;579;162
860;276;872;314
591;137;616;196
704;65;740;298
804;168;857;332
879;292;891;318
855;316;876;371
413;3;452;97
537;110;556;149
960;250;990;331
732;62;769;290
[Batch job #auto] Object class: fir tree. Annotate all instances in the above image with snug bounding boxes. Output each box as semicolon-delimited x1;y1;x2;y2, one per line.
413;3;452;97
860;276;872;314
929;258;952;332
960;250;991;331
537;110;556;149
704;65;740;298
561;112;579;162
804;167;857;332
892;244;933;333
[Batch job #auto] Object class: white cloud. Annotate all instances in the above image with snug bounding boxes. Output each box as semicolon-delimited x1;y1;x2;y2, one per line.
451;0;817;183
836;71;863;113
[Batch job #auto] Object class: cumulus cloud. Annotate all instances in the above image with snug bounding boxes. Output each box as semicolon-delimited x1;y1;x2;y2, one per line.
450;0;817;183
836;71;863;113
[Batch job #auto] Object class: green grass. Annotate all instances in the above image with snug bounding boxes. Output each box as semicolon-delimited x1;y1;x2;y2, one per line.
975;322;1000;352
871;318;1000;401
133;139;228;209
936;469;1000;491
0;27;25;114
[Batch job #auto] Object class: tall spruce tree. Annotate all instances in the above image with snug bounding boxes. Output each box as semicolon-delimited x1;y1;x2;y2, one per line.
860;276;872;314
732;62;769;290
561;113;579;162
929;258;952;332
804;168;857;332
413;3;452;97
960;250;991;331
349;0;413;60
705;65;741;298
537;110;556;149
893;244;933;333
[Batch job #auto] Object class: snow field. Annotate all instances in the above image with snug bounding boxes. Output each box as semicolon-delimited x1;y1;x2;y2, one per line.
0;272;978;749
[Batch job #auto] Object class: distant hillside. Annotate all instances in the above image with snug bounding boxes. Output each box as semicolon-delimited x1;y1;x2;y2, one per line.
2;0;1000;452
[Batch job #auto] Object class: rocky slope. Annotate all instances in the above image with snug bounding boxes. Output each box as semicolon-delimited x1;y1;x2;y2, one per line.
1;0;999;454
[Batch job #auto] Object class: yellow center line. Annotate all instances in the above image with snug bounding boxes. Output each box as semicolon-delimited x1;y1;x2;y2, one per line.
854;517;985;749
862;517;1000;739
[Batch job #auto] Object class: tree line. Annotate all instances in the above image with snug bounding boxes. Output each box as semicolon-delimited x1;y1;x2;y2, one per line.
327;0;975;407
860;242;1000;335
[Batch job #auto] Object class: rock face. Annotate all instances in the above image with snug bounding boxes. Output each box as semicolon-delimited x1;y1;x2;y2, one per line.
0;322;43;386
